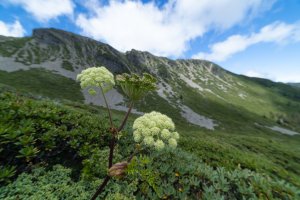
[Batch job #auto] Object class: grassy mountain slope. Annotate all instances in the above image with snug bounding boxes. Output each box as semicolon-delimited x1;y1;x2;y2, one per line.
0;86;299;199
1;28;299;132
0;68;84;102
0;29;300;190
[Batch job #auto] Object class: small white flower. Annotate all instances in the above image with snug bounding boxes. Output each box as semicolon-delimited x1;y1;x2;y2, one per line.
150;127;160;135
143;136;154;146
141;128;151;137
168;138;177;149
88;88;97;96
133;131;142;142
154;140;165;151
161;129;171;139
172;132;180;140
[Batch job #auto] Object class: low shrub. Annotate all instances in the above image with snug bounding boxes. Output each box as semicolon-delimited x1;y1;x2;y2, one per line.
0;86;299;199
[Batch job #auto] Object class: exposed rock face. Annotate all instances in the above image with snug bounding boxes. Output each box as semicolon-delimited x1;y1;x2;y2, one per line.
83;88;143;115
33;28;71;45
35;28;131;74
268;126;299;136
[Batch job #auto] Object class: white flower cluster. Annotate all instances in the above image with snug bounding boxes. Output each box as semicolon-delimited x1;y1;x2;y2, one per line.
133;111;179;151
77;67;115;94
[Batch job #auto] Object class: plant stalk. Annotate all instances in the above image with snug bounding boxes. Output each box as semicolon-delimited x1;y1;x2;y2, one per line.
108;137;115;168
90;175;110;200
100;87;113;127
127;147;140;162
108;101;134;167
91;101;134;199
118;101;134;132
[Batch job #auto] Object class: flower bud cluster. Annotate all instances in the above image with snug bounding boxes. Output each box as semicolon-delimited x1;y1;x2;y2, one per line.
116;73;156;101
133;111;179;150
77;67;115;94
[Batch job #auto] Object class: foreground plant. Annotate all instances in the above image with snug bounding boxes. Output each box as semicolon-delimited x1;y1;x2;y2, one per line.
77;67;179;200
133;111;179;150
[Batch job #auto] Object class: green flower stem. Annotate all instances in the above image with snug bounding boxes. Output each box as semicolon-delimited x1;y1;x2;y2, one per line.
118;101;134;132
100;86;113;128
127;146;140;162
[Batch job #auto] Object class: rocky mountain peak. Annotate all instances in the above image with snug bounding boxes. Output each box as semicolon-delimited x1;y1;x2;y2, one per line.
32;28;97;45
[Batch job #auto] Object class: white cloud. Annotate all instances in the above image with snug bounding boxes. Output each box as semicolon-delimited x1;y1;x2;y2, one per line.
193;21;300;61
276;75;300;83
0;20;25;37
243;70;274;79
76;0;273;57
243;70;300;83
6;0;74;22
244;70;264;78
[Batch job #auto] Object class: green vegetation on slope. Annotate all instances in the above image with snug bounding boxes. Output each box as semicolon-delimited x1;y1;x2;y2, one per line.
289;83;300;88
1;67;300;189
0;68;84;102
62;60;75;71
0;37;30;57
137;88;300;187
0;88;299;199
238;76;300;130
170;64;300;132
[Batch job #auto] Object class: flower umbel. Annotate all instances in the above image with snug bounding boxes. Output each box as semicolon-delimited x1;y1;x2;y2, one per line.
116;73;156;101
133;111;179;150
77;67;115;94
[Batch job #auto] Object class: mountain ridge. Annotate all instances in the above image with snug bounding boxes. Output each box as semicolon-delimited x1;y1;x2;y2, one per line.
289;82;300;88
0;28;300;132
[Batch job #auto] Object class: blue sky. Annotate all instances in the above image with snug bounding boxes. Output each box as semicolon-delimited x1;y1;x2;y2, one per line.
0;0;300;82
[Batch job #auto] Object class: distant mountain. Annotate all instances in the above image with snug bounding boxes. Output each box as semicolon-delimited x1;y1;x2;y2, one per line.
0;28;300;132
289;83;300;88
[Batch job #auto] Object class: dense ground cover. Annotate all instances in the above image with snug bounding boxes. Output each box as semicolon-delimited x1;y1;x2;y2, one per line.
136;89;300;187
0;69;84;102
0;86;299;199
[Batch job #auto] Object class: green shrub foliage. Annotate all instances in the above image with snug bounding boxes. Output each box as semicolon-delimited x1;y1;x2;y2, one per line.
0;90;111;181
0;88;299;199
1;152;299;200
